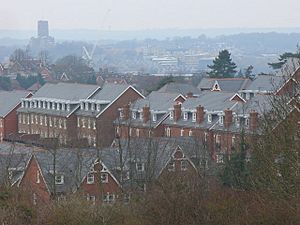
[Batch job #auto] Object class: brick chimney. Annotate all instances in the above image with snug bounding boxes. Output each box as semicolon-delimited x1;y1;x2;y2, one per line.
196;105;205;124
123;104;130;120
173;104;182;122
249;110;258;131
186;92;193;98
143;105;150;123
224;109;233;128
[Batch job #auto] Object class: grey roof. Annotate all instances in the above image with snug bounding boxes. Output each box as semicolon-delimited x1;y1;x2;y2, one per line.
198;78;251;92
158;82;201;95
132;91;181;111
92;83;132;101
0;90;31;117
244;75;284;92
182;91;241;112
76;84;135;117
34;149;97;194
234;95;272;115
33;82;100;101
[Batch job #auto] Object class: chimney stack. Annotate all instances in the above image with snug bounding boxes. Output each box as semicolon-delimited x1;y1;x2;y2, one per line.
249;110;258;131
143;105;150;123
224;109;233;128
173;104;182;122
123;104;130;120
196;105;205;124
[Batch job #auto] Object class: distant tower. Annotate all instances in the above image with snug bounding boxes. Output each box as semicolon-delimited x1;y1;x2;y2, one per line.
37;20;49;37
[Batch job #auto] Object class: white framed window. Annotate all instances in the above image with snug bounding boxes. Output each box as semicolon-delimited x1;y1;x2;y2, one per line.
36;170;40;183
216;154;224;164
33;193;37;205
49;118;52;127
55;175;64;184
77;117;80;128
204;132;208;142
82;118;86;128
35;115;38;124
87;195;96;204
44;116;47;126
63;119;67;129
166;127;171;137
18;114;22;124
27;115;30;125
101;173;108;183
188;130;193;136
208;114;212;123
93;120;96;130
180;129;184;137
87;173;95;184
132;112;136;119
245;118;249;127
136;128;140;137
235;117;240;127
139;112;143;120
152;113;157;122
168;161;175;172
232;135;236;146
170;111;174;120
119;110;124;118
216;134;221;144
88;119;91;129
59;119;62;128
181;160;188;171
103;193;115;204
192;112;196;122
53;117;57;127
129;128;132;137
116;126;120;135
219;115;224;125
136;163;145;172
183;112;188;121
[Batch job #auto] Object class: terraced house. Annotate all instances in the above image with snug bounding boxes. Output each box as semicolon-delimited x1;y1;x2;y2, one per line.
17;82;100;145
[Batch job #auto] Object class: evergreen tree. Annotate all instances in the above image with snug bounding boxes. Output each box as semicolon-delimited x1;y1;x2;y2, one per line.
244;65;254;79
207;50;237;78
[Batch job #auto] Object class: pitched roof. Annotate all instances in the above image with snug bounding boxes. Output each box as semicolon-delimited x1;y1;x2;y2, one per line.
158;82;201;95
182;91;241;112
198;78;251;92
132;91;182;112
244;75;284;92
33;82;100;101
92;83;133;102
0;90;31;117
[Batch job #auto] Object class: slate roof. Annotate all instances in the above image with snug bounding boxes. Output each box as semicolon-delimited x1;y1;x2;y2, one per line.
158;82;201;95
33;82;100;101
243;75;284;92
132;91;181;111
76;84;139;117
34;149;97;194
0;90;31;117
182;91;242;112
198;78;251;92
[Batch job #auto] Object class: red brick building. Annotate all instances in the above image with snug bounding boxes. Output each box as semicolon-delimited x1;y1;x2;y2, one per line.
0;90;32;141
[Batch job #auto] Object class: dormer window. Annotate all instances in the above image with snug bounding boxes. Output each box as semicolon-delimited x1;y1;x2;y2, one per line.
57;103;60;111
96;104;100;112
192;112;196;122
85;102;89;111
132;112;136;119
219;115;224;125
91;103;95;111
183;112;188;121
170;111;174;120
139;112;143;120
208;114;212;123
67;104;70;112
80;102;84;110
55;175;64;185
61;103;65;111
152;113;157;122
181;160;188;171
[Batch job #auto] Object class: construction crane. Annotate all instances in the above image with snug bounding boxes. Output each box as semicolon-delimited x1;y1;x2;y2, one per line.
82;9;111;67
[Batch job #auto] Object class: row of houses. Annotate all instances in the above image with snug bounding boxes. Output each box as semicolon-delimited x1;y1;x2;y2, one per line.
0;68;299;205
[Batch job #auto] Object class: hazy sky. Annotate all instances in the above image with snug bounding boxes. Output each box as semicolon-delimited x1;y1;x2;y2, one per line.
1;0;300;30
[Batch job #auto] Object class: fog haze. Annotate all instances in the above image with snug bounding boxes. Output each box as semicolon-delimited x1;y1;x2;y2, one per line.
1;0;300;30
